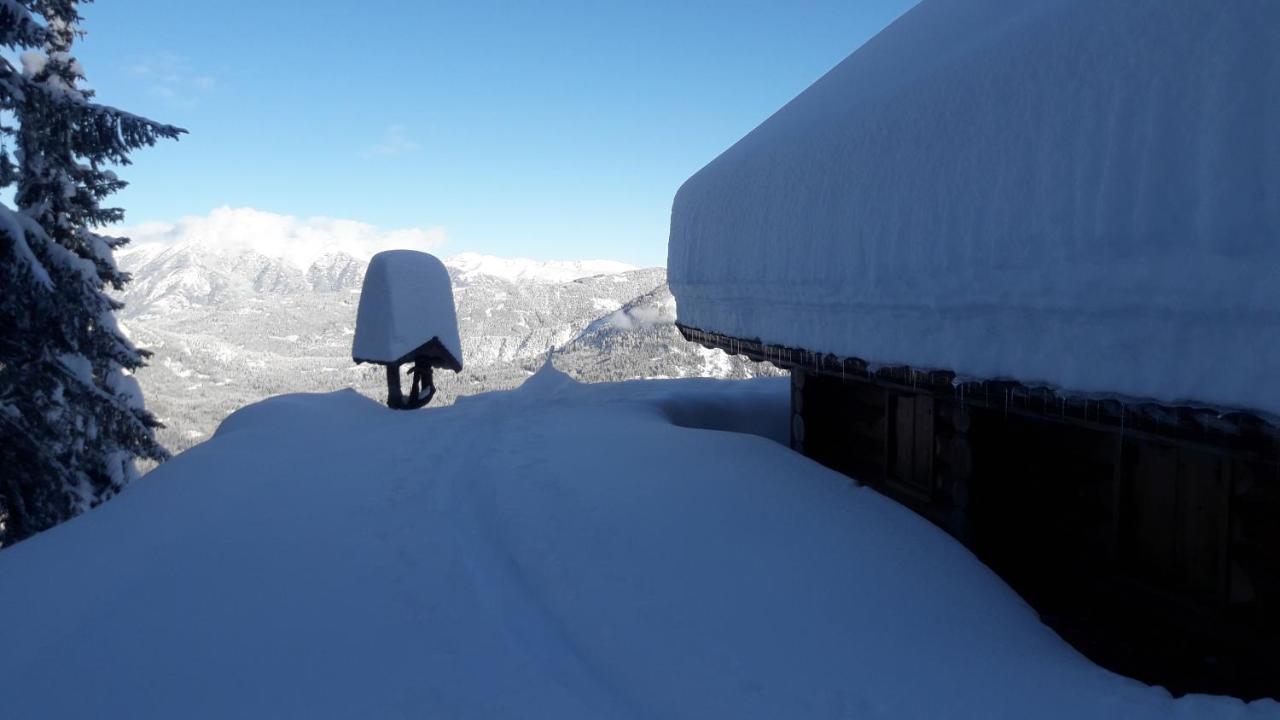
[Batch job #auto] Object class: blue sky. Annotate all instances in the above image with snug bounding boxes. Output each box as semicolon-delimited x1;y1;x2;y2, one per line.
78;1;916;266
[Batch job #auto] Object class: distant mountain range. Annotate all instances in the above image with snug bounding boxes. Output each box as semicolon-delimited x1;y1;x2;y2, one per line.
114;242;782;456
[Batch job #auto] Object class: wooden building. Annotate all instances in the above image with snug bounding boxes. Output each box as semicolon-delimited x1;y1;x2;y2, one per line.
679;324;1280;698
665;0;1280;699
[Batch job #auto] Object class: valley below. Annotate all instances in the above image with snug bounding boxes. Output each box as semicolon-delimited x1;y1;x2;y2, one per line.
115;243;782;456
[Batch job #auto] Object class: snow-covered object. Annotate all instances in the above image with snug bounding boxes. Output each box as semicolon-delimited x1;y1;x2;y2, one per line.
668;0;1280;415
352;249;463;370
0;378;1273;717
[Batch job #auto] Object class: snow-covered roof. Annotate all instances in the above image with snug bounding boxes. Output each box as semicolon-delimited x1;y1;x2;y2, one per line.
353;250;463;369
668;0;1280;415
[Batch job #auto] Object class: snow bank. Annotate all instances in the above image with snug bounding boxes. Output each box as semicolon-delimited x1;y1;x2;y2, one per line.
0;370;1272;718
352;249;463;368
668;0;1280;416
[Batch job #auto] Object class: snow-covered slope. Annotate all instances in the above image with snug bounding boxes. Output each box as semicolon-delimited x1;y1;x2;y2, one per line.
557;283;762;381
668;0;1280;416
0;371;1271;718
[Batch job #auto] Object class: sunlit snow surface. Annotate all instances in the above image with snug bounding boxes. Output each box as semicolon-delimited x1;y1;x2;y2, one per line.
669;0;1280;416
1;368;1274;717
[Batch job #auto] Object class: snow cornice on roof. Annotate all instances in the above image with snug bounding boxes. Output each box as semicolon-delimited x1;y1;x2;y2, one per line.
667;0;1280;416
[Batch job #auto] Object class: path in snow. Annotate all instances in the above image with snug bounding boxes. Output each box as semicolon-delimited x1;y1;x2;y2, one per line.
0;368;1273;718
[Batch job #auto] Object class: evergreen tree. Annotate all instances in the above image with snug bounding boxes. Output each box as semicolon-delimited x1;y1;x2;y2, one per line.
0;0;184;545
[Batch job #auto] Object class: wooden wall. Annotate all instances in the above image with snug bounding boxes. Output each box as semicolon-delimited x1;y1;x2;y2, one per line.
790;367;1280;699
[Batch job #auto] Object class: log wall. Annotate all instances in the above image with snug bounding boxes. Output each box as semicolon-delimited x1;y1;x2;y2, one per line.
679;323;1280;699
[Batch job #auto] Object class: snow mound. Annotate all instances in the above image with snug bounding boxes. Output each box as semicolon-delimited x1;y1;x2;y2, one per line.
0;376;1272;718
352;249;463;369
518;356;578;397
668;0;1280;416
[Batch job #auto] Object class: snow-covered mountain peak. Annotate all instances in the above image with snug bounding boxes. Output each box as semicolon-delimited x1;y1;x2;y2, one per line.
117;206;446;272
444;252;637;285
116;209;643;292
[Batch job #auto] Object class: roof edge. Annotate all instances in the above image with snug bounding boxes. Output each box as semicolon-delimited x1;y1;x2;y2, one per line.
676;322;1280;455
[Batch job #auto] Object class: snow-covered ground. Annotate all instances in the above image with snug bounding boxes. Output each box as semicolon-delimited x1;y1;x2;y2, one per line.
0;368;1273;718
669;0;1280;416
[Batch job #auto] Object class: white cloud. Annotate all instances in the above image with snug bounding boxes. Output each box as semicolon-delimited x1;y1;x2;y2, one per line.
120;207;447;270
129;53;218;109
364;124;420;158
605;297;674;331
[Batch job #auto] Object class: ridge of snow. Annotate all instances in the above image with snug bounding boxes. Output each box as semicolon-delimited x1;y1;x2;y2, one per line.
116;206;446;272
115;208;638;284
445;252;638;284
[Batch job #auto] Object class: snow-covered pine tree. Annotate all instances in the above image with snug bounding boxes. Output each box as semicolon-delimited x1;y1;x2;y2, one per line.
1;0;58;544
0;0;183;545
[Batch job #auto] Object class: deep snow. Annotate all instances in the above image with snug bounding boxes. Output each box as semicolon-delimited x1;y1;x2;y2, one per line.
668;0;1280;416
0;368;1274;718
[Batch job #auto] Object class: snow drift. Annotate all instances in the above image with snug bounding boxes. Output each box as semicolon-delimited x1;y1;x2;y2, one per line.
668;0;1280;415
0;369;1273;718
